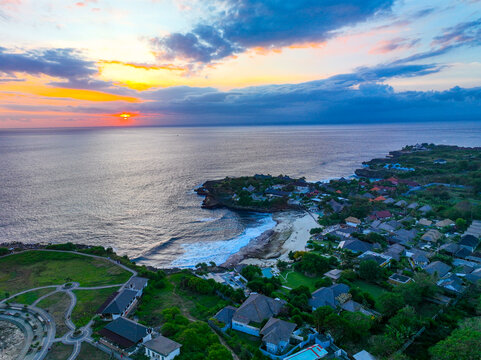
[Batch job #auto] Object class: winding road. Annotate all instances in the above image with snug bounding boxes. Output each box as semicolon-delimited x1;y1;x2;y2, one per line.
1;249;138;360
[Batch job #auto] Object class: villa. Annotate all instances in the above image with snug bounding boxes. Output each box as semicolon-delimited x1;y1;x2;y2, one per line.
144;334;182;360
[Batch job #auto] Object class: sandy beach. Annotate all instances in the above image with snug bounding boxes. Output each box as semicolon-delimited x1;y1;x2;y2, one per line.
221;211;319;267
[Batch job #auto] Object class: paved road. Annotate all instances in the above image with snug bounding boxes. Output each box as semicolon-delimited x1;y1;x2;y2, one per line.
0;248;139;360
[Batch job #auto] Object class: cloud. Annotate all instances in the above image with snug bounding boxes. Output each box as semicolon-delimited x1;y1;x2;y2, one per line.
433;17;481;48
152;0;395;63
0;47;96;80
115;61;478;126
370;37;420;54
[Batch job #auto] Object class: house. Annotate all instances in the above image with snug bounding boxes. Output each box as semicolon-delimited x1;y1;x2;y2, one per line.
455;247;472;259
144;335;182;360
99;317;152;355
439;243;460;256
353;350;377;360
328;199;344;213
243;185;256;193
418;218;433;226
437;275;464;293
407;202;419;210
435;219;455;228
378;220;402;233
406;249;430;267
231;294;286;336
390;229;417;246
213;306;237;331
260;318;296;355
434;159;447;164
362;193;375;200
466;268;481;283
421;229;442;243
125;276;149;296
345;216;361;227
309;284;350;310
383;244;405;261
424;261;451;278
373;196;386;202
332;226;357;239
324;269;343;282
388;273;413;285
464;220;481;238
395;200;407;207
340;300;374;316
459;235;479;253
99;289;139;320
384;198;395;204
266;189;290;198
419;205;433;214
338;239;373;253
372;210;391;220
284;344;328;360
358;251;392;267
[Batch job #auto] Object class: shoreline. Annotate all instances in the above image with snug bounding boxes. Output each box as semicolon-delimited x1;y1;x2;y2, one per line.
221;210;319;268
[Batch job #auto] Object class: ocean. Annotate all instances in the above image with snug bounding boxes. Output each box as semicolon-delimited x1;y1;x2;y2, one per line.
1;122;480;268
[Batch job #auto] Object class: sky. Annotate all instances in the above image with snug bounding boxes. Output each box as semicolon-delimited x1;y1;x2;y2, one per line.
0;0;480;128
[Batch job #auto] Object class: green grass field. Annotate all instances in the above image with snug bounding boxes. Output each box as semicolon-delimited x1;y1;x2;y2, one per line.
136;273;230;326
0;251;131;299
77;343;110;360
352;280;386;300
45;342;73;360
72;287;119;328
280;270;322;291
9;288;55;305
37;292;72;338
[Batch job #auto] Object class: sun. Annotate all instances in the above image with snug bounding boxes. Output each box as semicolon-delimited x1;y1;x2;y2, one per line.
119;113;131;120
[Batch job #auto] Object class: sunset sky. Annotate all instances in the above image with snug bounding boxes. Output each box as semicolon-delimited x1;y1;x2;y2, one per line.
1;0;480;128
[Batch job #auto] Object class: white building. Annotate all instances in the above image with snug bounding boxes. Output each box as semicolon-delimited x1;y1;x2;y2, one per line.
144;335;182;360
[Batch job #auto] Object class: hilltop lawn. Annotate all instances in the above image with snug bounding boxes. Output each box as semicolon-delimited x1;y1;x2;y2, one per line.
0;251;131;299
72;287;120;328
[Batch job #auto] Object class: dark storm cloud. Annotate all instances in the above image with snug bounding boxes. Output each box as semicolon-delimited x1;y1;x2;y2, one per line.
152;0;395;63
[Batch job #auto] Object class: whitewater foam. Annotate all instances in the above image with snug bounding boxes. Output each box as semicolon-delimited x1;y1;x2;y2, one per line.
171;214;276;268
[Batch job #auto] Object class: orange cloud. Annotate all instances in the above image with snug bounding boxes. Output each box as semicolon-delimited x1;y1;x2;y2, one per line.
98;60;187;72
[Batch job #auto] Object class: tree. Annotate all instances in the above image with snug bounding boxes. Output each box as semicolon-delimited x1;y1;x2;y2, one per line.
206;344;233;360
294;253;330;275
429;317;481;360
359;260;382;281
386;306;421;342
456;218;468;231
240;265;261;281
378;292;406;318
312;306;334;332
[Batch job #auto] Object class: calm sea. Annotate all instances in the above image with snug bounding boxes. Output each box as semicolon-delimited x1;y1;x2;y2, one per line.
1;122;480;267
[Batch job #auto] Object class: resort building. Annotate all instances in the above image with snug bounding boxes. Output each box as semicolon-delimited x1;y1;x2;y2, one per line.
144;334;182;360
99;317;152;355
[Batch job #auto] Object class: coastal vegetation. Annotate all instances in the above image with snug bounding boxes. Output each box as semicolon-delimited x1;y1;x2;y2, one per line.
72;287;120;327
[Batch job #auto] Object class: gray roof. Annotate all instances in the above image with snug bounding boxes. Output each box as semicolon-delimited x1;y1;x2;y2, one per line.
338;239;373;253
419;205;433;213
260;318;296;346
214;306;236;325
466;268;481;283
309;284;349;309
328;199;344;213
439;243;460;255
424;261;451;278
460;235;479;248
103;317;148;343
395;200;407;207
438;275;463;293
102;289;137;315
125;276;148;291
455;247;472;259
232;294;285;325
144;335;181;356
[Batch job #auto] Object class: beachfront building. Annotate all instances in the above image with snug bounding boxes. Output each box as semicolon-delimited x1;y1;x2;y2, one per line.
309;284;349;311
